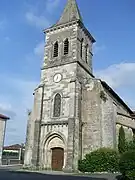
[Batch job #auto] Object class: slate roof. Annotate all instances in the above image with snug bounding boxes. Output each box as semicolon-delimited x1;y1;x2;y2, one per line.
3;144;24;150
0;114;10;120
55;0;83;26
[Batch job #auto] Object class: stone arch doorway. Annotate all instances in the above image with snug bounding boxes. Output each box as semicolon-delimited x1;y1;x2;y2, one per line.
51;147;64;171
41;132;67;170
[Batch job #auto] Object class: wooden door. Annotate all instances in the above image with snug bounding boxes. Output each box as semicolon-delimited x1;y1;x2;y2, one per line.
51;147;64;171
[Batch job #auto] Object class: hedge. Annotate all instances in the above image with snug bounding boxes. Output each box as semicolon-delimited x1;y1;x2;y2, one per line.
119;151;135;180
78;148;120;173
125;141;135;152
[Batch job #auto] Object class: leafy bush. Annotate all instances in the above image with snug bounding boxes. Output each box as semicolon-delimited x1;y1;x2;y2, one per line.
118;126;126;154
78;148;120;173
119;151;135;180
125;141;135;152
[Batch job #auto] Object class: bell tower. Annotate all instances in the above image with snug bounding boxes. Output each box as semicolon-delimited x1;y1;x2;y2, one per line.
40;0;96;170
24;0;96;172
42;0;95;78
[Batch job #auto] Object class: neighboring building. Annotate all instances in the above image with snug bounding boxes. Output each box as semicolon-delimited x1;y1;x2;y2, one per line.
0;114;9;165
24;0;135;172
2;144;25;165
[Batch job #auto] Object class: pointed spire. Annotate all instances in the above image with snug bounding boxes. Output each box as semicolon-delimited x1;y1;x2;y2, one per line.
56;0;83;25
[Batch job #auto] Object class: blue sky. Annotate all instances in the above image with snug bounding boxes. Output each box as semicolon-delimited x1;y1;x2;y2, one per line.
0;0;135;145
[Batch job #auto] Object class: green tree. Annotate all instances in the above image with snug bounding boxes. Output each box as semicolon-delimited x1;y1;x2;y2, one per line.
119;150;135;180
132;129;135;143
118;126;126;154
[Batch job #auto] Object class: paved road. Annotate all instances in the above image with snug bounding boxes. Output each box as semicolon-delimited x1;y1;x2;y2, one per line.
0;170;107;180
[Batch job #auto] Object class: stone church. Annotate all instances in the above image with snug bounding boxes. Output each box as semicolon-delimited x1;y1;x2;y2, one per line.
24;0;135;172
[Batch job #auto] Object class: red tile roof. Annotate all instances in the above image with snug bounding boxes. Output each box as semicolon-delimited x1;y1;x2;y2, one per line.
3;144;23;150
0;114;10;120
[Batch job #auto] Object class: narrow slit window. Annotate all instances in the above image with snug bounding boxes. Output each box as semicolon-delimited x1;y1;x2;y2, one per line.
53;93;61;117
80;39;83;58
64;38;69;55
85;45;88;63
53;41;58;57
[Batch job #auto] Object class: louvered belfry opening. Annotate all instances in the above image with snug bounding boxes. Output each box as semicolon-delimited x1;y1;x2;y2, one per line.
64;38;69;55
53;41;59;57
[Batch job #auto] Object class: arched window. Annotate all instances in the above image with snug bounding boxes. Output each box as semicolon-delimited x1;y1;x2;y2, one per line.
80;39;83;58
53;41;58;57
64;38;69;55
85;44;88;63
53;93;61;117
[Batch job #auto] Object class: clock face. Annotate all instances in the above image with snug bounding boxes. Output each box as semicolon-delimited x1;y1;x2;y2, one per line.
53;73;62;83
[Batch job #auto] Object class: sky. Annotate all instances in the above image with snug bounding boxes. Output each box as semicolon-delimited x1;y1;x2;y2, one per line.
0;0;135;146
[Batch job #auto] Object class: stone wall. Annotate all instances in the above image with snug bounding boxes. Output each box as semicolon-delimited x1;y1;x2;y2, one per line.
116;124;133;148
24;86;43;166
101;83;135;150
81;77;117;158
116;113;134;148
42;22;93;76
76;26;93;73
81;77;135;158
41;63;77;122
39;62;82;171
43;23;78;69
39;123;68;168
81;79;102;157
0;118;6;165
101;91;117;149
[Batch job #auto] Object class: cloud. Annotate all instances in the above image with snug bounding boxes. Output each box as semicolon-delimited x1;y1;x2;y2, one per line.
0;20;6;30
93;44;106;54
95;62;135;110
0;102;16;119
25;40;45;69
0;74;38;146
0;94;16;117
34;41;44;57
25;12;50;29
0;102;12;113
25;0;61;29
4;36;10;41
1;0;60;146
46;0;60;14
95;62;135;89
0;38;44;145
